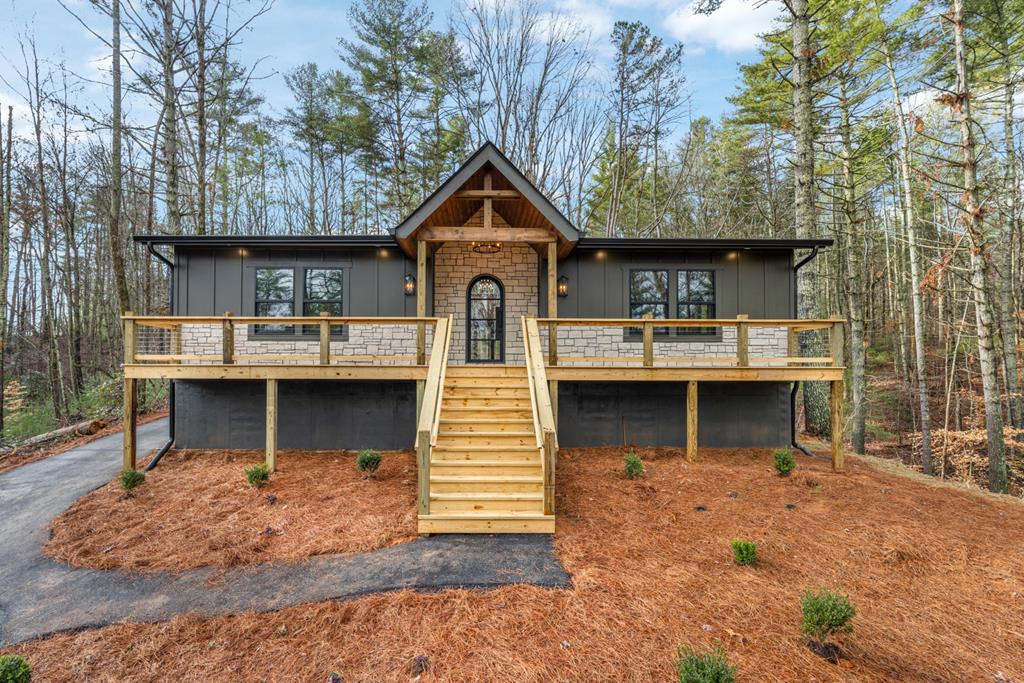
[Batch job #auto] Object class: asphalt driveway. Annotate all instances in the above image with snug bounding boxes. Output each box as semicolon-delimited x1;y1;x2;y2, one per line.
0;418;570;646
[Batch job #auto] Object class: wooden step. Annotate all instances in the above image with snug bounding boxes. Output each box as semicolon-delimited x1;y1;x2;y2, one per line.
418;513;554;534
443;397;532;408
435;433;536;447
445;366;527;378
430;461;542;477
444;386;530;398
429;499;544;513
445;377;530;387
430;492;543;502
439;418;534;433
432;444;538;457
428;474;543;493
440;407;533;419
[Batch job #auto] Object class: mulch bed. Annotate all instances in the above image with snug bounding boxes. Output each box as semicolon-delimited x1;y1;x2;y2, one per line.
11;447;1024;681
44;448;417;571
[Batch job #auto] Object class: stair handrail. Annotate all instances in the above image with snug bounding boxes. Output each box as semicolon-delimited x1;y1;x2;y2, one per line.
524;317;557;515
416;315;452;517
521;316;544;451
430;315;454;447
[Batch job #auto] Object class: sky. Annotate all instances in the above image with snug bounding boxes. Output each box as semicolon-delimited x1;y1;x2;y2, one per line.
0;0;782;132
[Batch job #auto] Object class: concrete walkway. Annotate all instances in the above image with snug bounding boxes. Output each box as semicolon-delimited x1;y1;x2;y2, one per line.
0;419;571;646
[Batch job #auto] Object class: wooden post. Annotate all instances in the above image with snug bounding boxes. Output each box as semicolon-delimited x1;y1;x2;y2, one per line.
787;325;798;367
123;376;137;471
542;429;557;515
170;323;182;364
417;429;430;516
266;378;278;472
416;241;426;365
686;380;698;463
222;312;234;365
830;320;845;367
319;312;330;365
483;172;493;230
831;379;844;472
642;313;654;367
736;314;749;367
122;312;136;365
546;242;559;424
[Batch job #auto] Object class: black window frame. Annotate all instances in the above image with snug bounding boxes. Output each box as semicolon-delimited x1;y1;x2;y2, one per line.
628;269;670;335
676;269;717;337
252;266;347;339
301;267;345;336
625;266;719;341
254;267;296;335
465;274;505;363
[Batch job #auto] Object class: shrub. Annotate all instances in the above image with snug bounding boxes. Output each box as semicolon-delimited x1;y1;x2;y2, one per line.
624;451;645;479
730;539;757;566
800;587;856;644
0;654;31;683
773;448;796;476
244;463;271;488
676;645;735;683
120;468;145;491
356;449;382;477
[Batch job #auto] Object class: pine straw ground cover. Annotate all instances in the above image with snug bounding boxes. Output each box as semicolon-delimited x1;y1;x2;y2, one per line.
10;447;1024;681
45;448;418;570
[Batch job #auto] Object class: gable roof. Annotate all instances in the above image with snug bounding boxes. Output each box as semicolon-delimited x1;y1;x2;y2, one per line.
393;142;579;245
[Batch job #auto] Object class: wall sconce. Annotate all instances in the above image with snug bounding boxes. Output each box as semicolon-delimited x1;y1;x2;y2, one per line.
557;275;569;298
404;273;416;296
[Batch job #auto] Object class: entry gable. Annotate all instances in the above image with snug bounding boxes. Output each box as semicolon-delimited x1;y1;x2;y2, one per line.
394;142;579;257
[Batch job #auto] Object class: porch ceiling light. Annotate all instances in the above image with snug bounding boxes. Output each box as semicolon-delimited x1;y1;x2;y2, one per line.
472;241;501;254
557;275;569;297
404;273;416;296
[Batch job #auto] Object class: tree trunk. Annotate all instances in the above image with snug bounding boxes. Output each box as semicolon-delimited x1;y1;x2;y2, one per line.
883;46;933;475
109;0;132;313
162;0;181;234
999;42;1021;428
951;0;1007;492
838;85;866;454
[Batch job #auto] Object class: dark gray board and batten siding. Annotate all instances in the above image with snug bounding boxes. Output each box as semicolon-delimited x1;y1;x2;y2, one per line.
171;244;793;450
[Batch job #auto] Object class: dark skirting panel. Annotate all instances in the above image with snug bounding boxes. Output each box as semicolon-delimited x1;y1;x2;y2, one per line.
175;380;417;450
556;381;791;449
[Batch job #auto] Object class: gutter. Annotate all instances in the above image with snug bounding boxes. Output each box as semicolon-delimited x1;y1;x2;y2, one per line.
790;246;820;459
144;241;175;471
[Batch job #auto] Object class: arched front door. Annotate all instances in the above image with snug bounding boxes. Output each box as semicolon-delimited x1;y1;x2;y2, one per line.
466;275;504;363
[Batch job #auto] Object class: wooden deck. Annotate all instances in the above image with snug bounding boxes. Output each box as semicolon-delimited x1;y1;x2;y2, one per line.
120;313;847;535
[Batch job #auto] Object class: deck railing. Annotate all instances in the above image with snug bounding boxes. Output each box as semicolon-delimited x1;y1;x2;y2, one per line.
415;316;453;517
122;314;441;366
533;316;846;368
523;317;557;515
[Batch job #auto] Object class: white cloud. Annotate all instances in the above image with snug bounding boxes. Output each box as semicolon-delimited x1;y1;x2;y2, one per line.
663;0;782;54
550;0;615;45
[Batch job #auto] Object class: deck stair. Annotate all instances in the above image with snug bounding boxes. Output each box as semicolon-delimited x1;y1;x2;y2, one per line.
418;365;555;533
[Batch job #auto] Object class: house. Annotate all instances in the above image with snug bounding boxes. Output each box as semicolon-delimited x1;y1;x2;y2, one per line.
125;142;843;533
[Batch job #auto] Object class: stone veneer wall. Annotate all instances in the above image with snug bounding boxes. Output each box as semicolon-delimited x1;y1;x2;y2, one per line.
432;241;538;365
537;325;789;366
165;322;433;365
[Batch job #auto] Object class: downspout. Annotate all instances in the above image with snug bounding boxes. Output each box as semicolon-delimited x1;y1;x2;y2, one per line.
144;241;175;471
790;246;819;458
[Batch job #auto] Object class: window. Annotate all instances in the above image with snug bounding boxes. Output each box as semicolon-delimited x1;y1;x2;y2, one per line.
627;267;718;338
302;268;343;335
629;270;669;334
255;268;294;334
677;270;716;336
